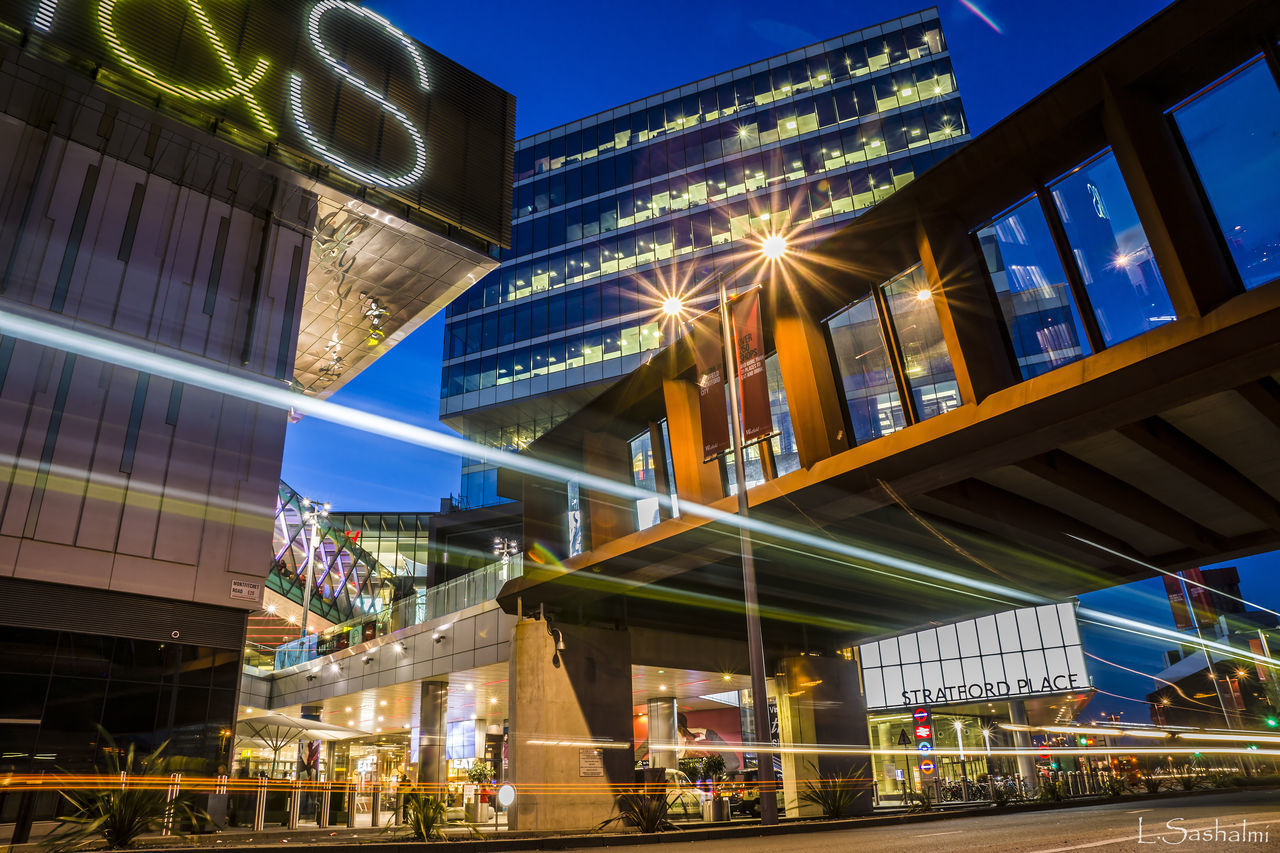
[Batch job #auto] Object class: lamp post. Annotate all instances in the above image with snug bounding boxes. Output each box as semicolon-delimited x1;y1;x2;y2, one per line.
298;497;330;644
662;232;787;825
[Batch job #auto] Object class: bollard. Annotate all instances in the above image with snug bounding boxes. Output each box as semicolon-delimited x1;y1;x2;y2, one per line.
346;782;357;828
253;777;268;831
370;785;381;828
318;781;331;829
288;780;302;829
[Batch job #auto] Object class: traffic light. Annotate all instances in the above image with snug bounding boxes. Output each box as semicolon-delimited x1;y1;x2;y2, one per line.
1265;716;1278;728
1078;736;1087;747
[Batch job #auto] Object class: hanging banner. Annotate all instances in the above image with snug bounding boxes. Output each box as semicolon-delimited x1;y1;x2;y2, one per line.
690;314;730;460
1164;574;1192;631
1184;568;1216;628
732;288;774;445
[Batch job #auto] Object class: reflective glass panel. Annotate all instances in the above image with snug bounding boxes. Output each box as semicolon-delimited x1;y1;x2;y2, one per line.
882;266;961;420
976;197;1092;379
630;430;661;530
1173;57;1280;290
1051;151;1175;344
827;294;905;444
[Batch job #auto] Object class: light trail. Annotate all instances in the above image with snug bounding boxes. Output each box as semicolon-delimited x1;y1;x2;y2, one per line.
0;306;1275;679
1085;652;1221;710
960;0;1004;34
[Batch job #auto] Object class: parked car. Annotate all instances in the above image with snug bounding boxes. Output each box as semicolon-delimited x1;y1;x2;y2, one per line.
725;769;786;818
634;767;704;819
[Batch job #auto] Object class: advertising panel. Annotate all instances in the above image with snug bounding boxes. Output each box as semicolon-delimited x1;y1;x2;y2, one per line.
2;0;515;245
690;314;730;460
857;602;1091;710
732;287;774;444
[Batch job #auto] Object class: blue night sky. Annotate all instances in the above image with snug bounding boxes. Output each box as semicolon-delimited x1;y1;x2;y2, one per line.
279;0;1278;718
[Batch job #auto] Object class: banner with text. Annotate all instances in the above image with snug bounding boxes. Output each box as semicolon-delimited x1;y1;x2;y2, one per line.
732;288;774;445
1164;574;1193;631
690;314;730;460
1183;568;1216;628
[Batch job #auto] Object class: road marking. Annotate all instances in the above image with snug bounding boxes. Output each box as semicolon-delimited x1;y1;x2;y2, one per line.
914;830;962;837
1125;809;1151;813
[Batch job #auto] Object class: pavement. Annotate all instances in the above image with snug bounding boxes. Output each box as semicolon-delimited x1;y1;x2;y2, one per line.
518;789;1279;853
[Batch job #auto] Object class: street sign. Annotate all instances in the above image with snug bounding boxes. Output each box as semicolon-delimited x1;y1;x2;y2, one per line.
913;708;929;723
914;724;932;740
897;729;912;747
920;759;936;774
918;741;933;754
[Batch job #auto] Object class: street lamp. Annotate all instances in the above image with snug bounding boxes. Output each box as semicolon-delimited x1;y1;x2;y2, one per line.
298;497;330;643
660;234;788;825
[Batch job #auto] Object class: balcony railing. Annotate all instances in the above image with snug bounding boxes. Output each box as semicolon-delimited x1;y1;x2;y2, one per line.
268;555;523;671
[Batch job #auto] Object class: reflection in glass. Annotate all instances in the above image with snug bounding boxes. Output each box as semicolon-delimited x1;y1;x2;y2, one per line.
827;295;905;443
976;197;1092;379
630;430;660;530
1051;151;1175;344
1173;57;1280;291
881;266;961;420
766;355;801;476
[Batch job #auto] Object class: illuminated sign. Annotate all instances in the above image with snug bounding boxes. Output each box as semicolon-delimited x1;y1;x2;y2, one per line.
919;758;935;775
914;724;932;740
912;708;929;723
858;603;1091;711
4;0;514;246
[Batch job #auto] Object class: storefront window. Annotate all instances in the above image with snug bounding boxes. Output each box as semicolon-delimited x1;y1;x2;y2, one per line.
1050;151;1175;344
1172;56;1280;291
881;266;961;420
976;196;1092;379
826;294;906;444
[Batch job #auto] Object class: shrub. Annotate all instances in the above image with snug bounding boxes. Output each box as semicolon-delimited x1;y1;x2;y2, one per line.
904;785;934;814
596;790;678;834
393;792;481;841
43;729;208;852
1140;775;1164;794
1177;773;1201;792
1036;780;1067;802
1103;775;1129;798
798;761;865;818
467;761;493;785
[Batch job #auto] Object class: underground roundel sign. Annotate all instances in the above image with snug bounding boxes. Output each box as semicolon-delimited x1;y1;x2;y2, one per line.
920;759;936;774
913;708;929;723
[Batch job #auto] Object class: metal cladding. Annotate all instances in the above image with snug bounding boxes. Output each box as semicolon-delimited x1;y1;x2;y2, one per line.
1;0;515;248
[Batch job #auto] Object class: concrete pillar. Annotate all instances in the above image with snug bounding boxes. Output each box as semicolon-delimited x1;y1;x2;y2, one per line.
776;656;872;817
417;681;448;795
917;213;1018;404
647;698;678;770
522;476;568;557
507;617;633;831
1101;78;1238;319
773;308;850;467
662;377;725;504
1008;699;1039;794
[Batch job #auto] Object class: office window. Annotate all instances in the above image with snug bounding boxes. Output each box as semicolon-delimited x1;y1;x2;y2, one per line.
1172;56;1280;290
1051;151;1175;344
976;196;1092;379
630;430;661;531
827;294;905;444
881;266;961;420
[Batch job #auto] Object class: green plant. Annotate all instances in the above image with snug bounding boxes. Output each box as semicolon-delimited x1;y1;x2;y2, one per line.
678;757;704;782
701;754;726;784
392;792;482;842
1206;770;1235;789
595;789;678;834
466;760;493;785
903;784;934;813
1140;774;1164;794
42;729;208;851
1103;775;1129;798
1036;780;1067;802
798;761;864;818
1177;772;1201;792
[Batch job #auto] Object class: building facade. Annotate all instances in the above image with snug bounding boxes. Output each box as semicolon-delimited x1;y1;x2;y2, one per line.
440;8;971;508
0;0;513;803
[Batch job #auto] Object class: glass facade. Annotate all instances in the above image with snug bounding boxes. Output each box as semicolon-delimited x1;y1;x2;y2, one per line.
442;9;971;508
827;294;905;444
1050;152;1174;345
881;266;961;420
976;196;1093;379
1172;56;1280;292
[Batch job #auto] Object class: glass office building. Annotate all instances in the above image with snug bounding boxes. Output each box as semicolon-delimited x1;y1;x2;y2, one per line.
440;8;971;508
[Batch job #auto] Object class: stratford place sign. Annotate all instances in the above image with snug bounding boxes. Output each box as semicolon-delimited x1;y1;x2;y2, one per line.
857;602;1091;711
4;0;514;245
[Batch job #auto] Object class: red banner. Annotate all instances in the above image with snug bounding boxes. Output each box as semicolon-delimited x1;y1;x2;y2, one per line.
732;288;774;445
690;313;730;460
1164;574;1192;631
1184;567;1216;628
1248;638;1271;682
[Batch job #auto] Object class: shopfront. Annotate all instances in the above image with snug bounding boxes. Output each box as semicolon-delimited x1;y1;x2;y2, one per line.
858;602;1095;800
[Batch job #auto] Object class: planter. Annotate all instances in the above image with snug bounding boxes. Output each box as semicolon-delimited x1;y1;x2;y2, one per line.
702;796;730;821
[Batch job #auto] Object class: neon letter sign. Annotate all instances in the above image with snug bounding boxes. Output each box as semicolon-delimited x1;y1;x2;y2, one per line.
289;0;429;190
96;0;277;136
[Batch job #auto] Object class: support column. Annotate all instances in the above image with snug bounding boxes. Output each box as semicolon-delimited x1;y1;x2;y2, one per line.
507;617;633;831
417;681;448;796
917;213;1018;404
773;308;849;467
1008;699;1039;794
646;698;678;770
662;377;725;504
1101;78;1238;318
776;656;872;817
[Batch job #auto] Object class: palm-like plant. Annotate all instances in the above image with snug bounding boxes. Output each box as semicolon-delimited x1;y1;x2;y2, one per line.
43;729;208;851
596;789;678;833
798;761;865;818
392;791;481;841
